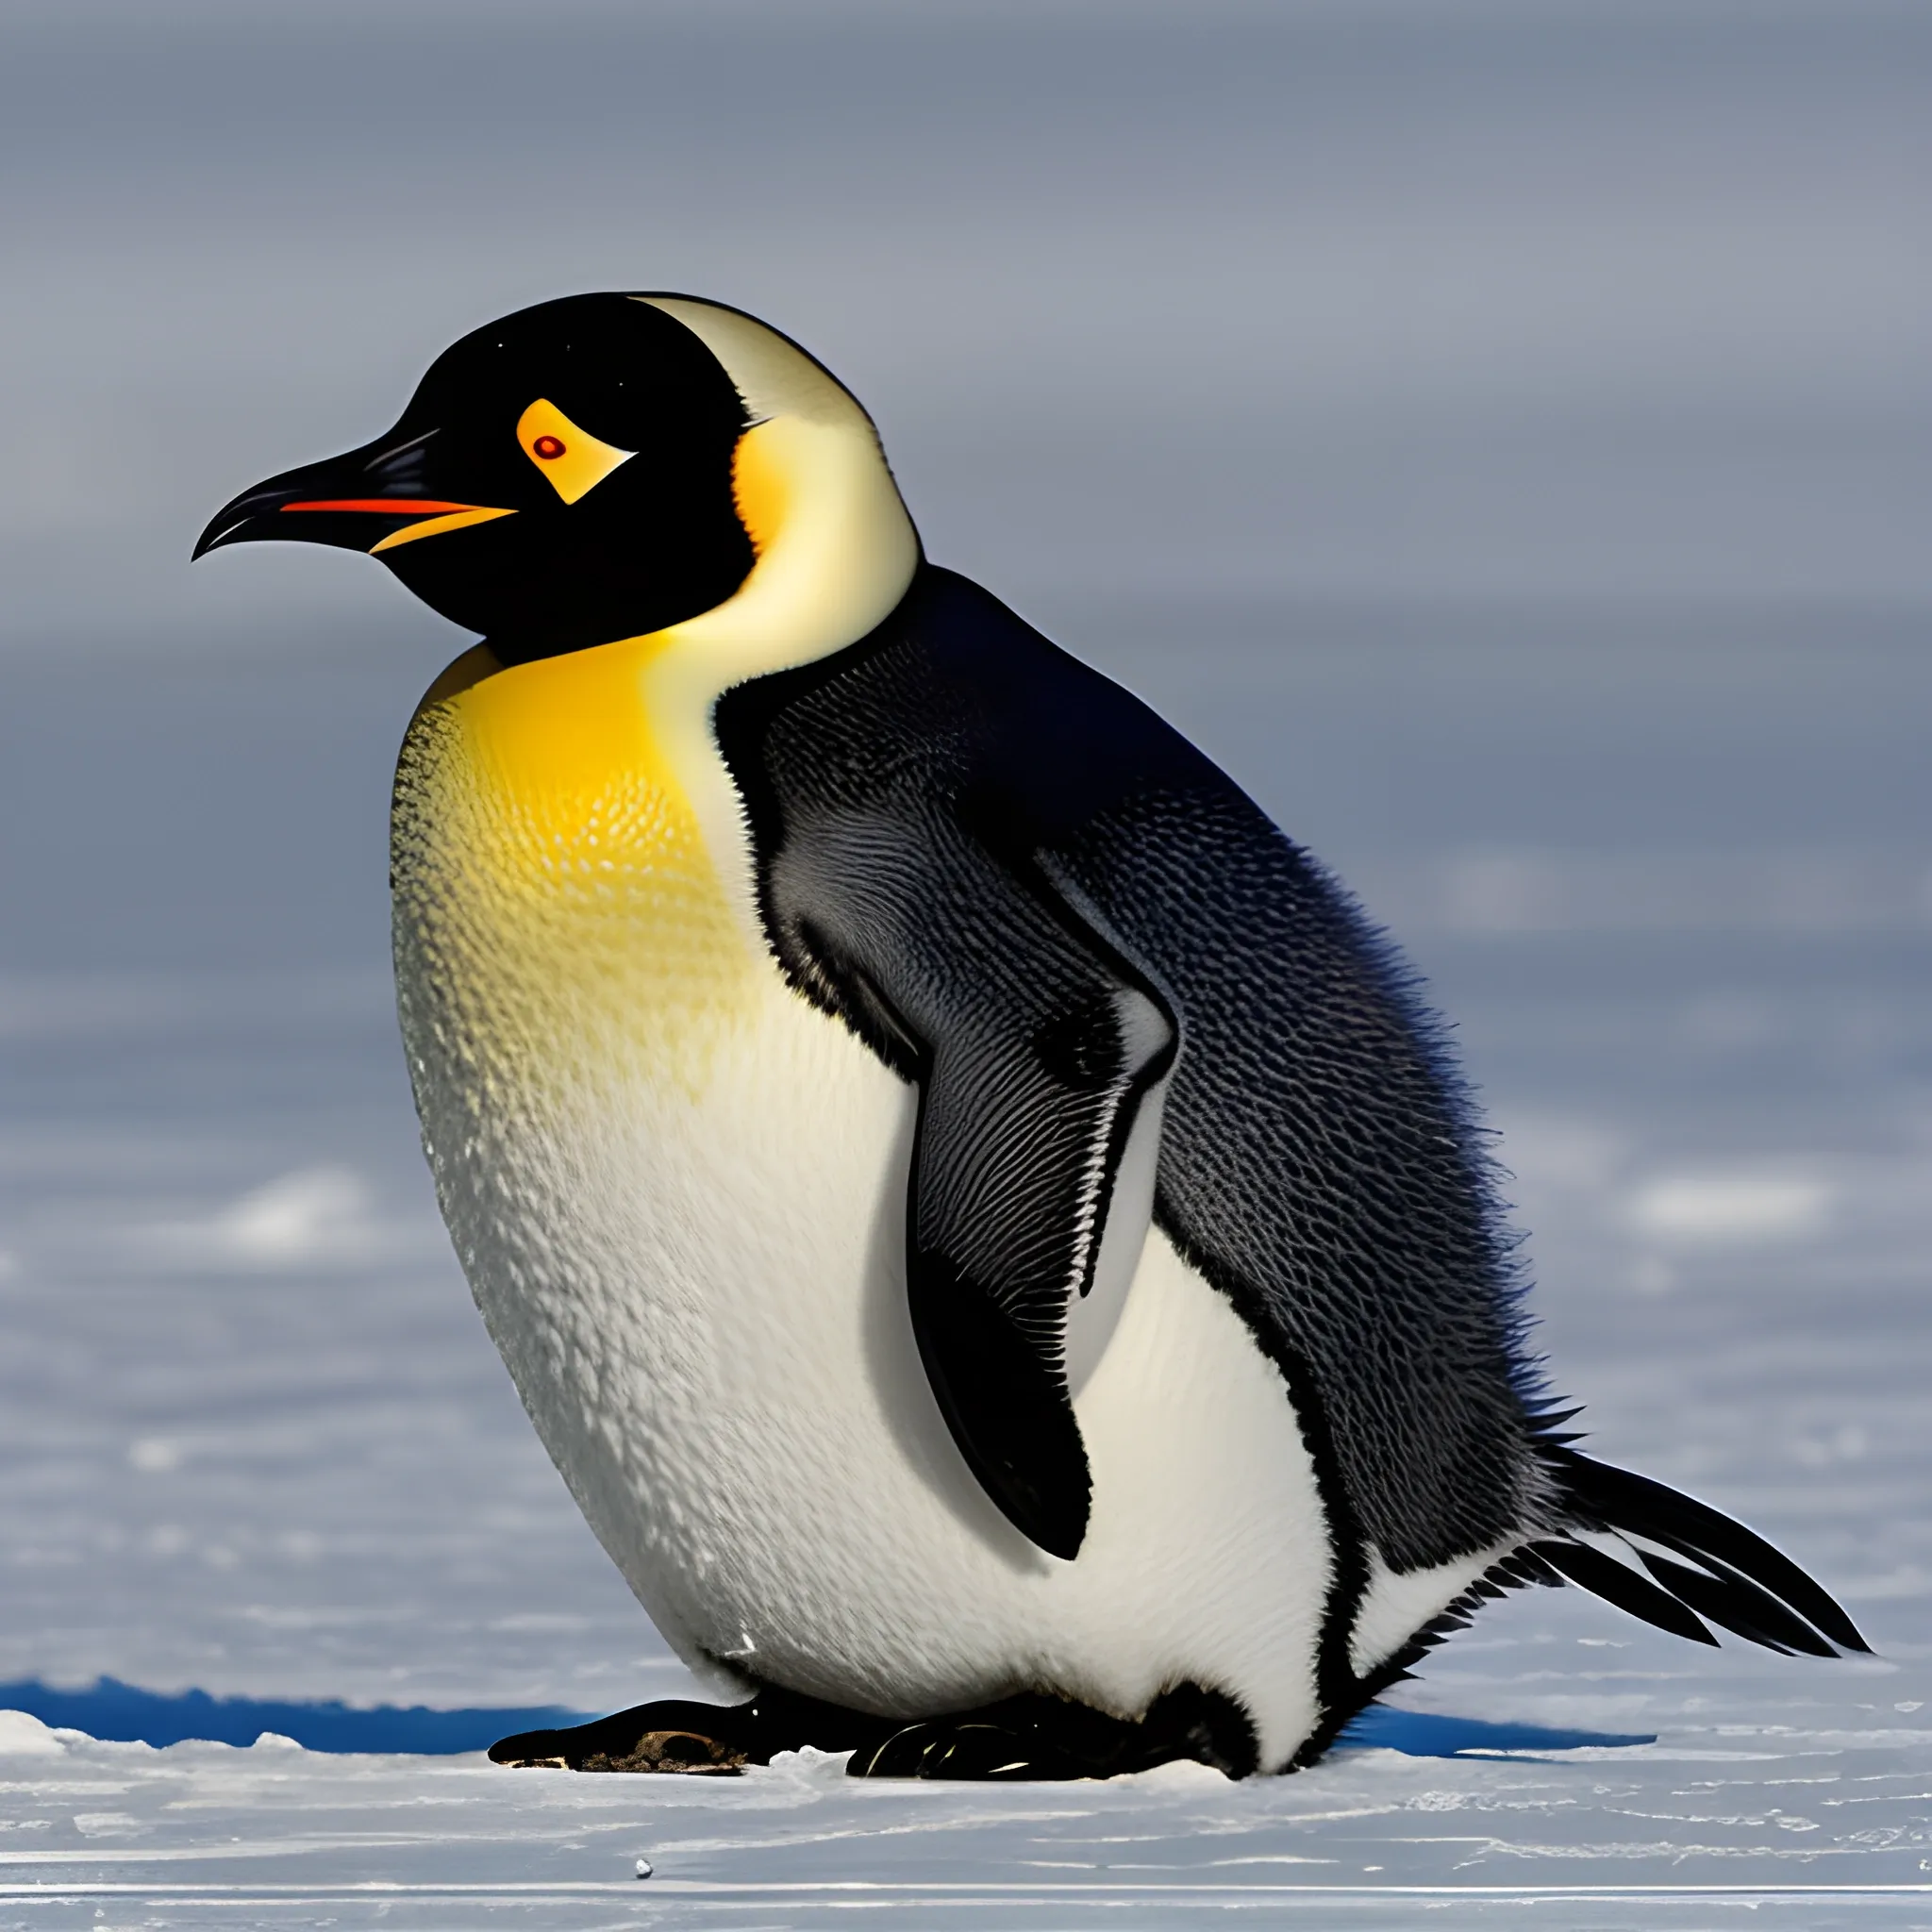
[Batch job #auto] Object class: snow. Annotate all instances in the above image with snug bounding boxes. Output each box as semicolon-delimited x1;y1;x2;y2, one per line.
0;1688;1930;1927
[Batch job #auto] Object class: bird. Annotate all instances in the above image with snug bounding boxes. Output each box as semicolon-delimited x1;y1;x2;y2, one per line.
195;293;1867;1780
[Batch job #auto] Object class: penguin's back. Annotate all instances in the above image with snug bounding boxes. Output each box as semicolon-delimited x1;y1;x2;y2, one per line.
716;566;1550;1590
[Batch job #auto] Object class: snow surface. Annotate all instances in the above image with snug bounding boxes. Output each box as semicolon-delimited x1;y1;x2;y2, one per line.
1;1686;1931;1928
1;612;1928;1924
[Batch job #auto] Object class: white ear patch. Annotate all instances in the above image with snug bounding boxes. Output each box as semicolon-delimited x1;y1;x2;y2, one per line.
620;296;923;700
516;398;635;505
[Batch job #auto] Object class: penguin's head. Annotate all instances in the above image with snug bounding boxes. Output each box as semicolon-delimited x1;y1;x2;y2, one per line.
196;293;919;665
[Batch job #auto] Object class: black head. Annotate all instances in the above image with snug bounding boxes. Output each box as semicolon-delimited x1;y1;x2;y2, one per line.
195;294;758;662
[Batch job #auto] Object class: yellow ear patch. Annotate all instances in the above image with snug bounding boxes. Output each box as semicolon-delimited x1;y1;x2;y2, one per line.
516;398;635;505
729;420;789;557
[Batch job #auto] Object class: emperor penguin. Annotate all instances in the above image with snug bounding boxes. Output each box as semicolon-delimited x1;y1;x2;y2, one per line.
195;294;1866;1779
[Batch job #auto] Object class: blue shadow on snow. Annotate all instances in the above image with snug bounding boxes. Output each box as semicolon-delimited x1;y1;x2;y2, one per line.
1337;1705;1655;1755
0;1678;583;1754
0;1678;1653;1758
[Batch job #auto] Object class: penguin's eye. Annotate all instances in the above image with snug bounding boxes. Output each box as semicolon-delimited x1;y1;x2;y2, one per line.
515;399;634;505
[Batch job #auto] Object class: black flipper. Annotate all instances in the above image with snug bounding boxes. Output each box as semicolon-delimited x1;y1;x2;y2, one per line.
1539;1446;1870;1657
769;822;1175;1559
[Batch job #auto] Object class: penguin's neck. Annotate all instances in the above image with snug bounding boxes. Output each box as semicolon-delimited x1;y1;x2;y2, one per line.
653;411;919;699
468;407;919;809
398;409;921;1041
625;409;920;943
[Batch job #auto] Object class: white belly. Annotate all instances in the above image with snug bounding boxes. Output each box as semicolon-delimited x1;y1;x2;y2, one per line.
408;959;1335;1770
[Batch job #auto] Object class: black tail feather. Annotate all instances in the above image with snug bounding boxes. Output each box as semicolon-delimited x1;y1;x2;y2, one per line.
1531;1538;1719;1646
1634;1551;1812;1657
1539;1446;1870;1658
1493;1545;1564;1589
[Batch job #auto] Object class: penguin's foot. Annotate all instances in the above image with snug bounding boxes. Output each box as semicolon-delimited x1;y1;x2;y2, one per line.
488;1685;899;1774
491;1681;1257;1781
846;1684;1258;1782
489;1700;750;1774
847;1715;1092;1780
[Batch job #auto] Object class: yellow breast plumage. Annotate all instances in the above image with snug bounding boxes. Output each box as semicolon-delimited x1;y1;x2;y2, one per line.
391;639;757;1105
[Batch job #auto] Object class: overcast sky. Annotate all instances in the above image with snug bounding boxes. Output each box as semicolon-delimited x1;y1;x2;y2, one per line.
0;0;1924;974
1;0;1925;655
